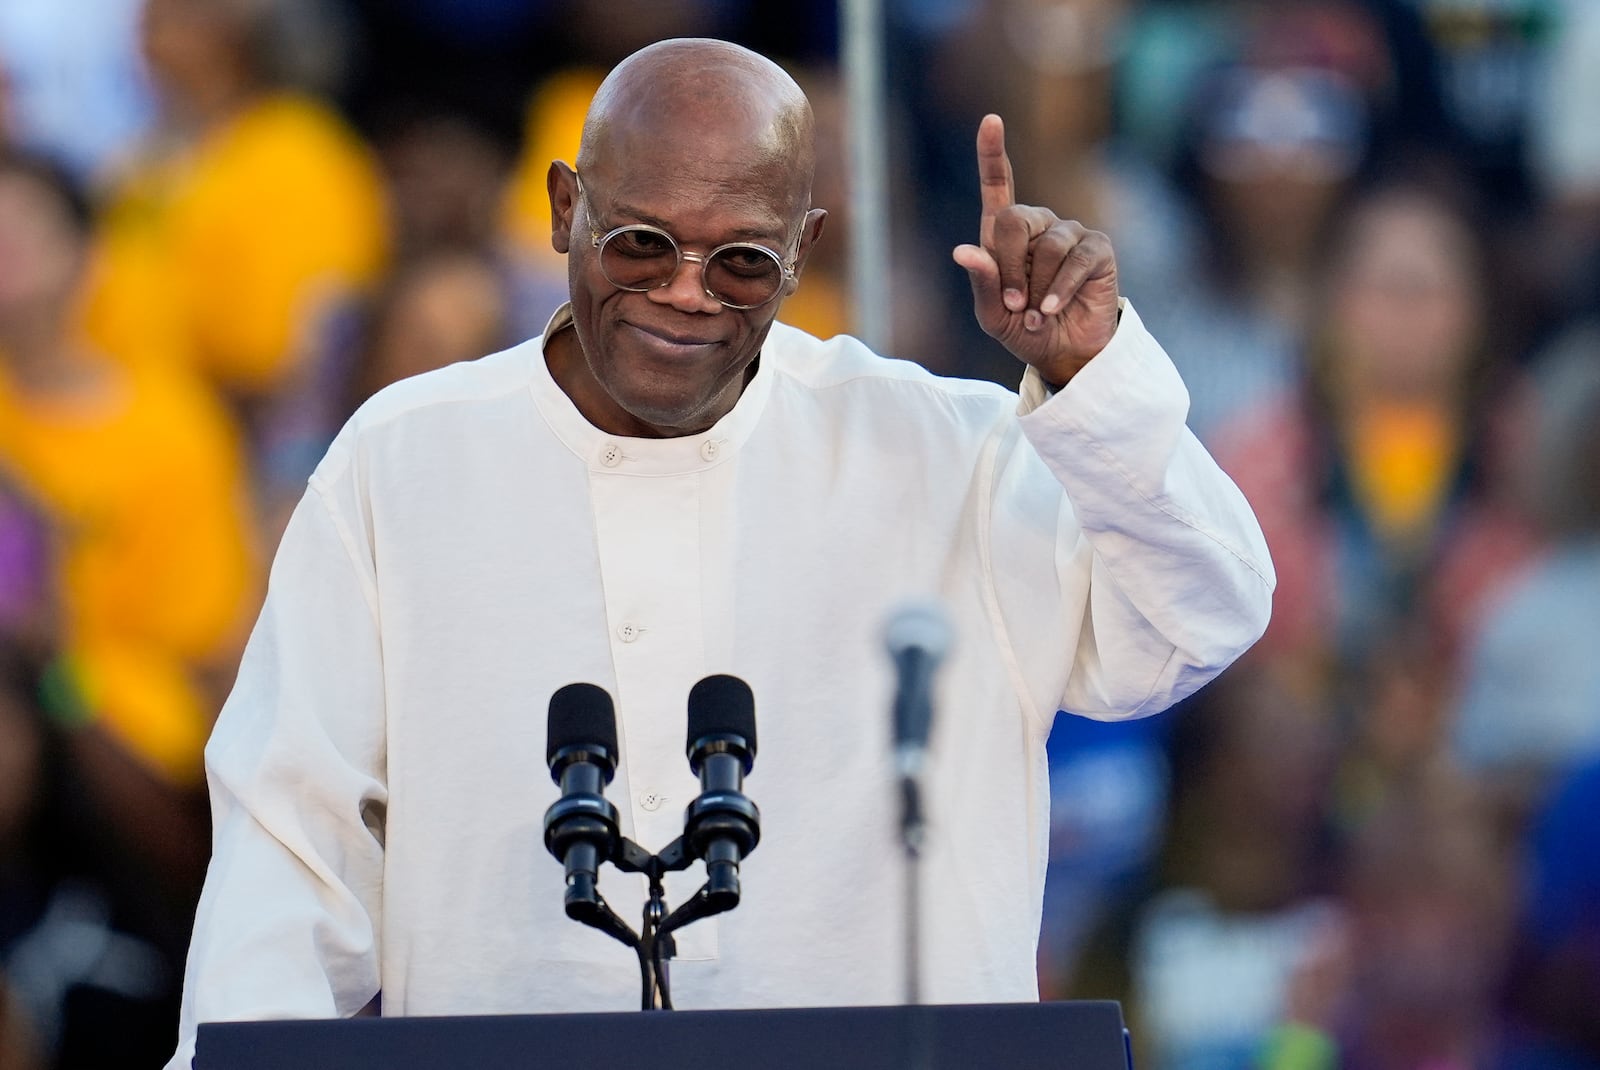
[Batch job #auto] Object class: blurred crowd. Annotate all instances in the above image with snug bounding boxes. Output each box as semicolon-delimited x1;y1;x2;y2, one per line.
0;0;1595;1067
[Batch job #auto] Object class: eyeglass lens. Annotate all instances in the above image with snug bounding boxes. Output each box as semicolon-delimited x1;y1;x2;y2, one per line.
599;227;784;308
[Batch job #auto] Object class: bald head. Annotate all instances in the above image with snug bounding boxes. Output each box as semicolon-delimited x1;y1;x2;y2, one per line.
577;39;816;216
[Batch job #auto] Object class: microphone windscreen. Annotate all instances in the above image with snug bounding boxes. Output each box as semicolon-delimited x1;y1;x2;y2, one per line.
546;682;618;765
883;599;953;661
687;674;757;755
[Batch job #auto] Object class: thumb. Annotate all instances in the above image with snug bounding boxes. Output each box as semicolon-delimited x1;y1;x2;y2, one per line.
953;243;1004;325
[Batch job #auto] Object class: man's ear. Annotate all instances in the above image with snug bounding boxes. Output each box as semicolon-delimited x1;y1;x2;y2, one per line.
548;161;579;254
786;208;828;293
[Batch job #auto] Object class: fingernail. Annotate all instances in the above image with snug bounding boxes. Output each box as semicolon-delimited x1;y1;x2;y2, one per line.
1024;310;1042;331
1004;289;1025;311
1040;295;1060;315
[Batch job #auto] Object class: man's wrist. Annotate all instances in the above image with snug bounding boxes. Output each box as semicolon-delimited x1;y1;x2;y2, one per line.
1040;305;1123;392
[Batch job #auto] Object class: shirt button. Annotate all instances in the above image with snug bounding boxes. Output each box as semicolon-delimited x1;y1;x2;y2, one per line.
639;791;664;812
616;621;640;643
600;442;623;467
700;439;721;461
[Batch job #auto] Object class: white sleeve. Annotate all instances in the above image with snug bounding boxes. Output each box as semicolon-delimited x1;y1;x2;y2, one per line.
165;477;386;1069
994;299;1274;727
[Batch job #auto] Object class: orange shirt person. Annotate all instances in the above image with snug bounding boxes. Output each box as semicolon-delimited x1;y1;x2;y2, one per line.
82;0;386;408
0;149;258;785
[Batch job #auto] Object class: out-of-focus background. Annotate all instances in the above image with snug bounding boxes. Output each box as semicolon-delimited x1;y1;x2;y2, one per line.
0;0;1597;1067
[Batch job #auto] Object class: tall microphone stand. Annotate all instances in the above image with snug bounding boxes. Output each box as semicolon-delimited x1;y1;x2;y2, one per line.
884;599;952;1070
899;768;926;1007
898;756;936;1070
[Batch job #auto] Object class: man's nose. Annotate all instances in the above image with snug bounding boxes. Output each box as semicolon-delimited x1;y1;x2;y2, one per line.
648;251;723;313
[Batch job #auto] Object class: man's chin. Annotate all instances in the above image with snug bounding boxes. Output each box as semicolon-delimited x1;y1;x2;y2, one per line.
606;385;719;438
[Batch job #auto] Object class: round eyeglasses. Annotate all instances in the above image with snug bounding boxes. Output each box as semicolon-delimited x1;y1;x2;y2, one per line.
578;178;798;310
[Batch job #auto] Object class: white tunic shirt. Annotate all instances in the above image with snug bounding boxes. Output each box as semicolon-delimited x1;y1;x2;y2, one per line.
167;302;1273;1067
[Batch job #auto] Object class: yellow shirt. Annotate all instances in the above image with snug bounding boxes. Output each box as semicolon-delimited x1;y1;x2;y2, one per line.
84;92;388;398
503;67;602;260
1345;401;1462;545
0;358;259;783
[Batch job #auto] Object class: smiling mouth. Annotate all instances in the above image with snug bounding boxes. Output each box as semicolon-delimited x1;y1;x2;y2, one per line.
622;321;722;356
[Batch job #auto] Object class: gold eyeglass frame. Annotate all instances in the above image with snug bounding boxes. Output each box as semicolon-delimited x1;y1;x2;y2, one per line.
575;174;801;310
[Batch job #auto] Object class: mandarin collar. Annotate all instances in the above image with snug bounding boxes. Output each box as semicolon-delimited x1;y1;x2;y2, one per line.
528;303;774;475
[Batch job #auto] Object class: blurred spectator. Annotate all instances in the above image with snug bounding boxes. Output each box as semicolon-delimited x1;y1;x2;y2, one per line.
0;148;258;787
1452;326;1600;808
1526;0;1600;329
372;107;563;343
1038;710;1171;1000
342;247;512;415
0;643;196;1069
375;0;560;47
1126;0;1459;441
1413;0;1565;209
81;0;388;426
1332;622;1465;837
255;104;560;529
1497;754;1600;1068
0;66;13;144
0;0;155;183
1213;169;1537;678
1117;0;1453;173
1529;0;1600;209
1122;665;1340;1070
503;66;605;281
1331;777;1515;1069
0;656;50;1070
340;0;560;154
1153;58;1368;439
0;467;55;660
0;969;44;1069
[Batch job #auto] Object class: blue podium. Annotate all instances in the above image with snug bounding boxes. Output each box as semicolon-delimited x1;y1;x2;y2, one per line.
196;1001;1132;1069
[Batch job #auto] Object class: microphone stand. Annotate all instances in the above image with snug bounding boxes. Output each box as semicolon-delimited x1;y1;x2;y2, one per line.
899;763;934;1070
900;773;925;1006
547;674;759;1012
569;834;746;1011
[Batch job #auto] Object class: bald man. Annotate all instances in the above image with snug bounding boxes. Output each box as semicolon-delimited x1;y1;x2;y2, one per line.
166;39;1272;1066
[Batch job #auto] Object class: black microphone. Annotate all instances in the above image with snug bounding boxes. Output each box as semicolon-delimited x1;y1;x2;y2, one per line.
884;600;953;779
543;682;622;916
682;674;761;912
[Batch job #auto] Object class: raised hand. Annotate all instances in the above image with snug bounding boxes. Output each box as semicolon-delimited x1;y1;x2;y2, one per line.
952;114;1121;386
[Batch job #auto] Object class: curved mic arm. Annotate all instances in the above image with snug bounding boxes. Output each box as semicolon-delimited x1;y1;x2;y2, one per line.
564;890;641;950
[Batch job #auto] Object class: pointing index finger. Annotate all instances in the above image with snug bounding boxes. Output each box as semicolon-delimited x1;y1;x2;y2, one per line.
976;113;1014;249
